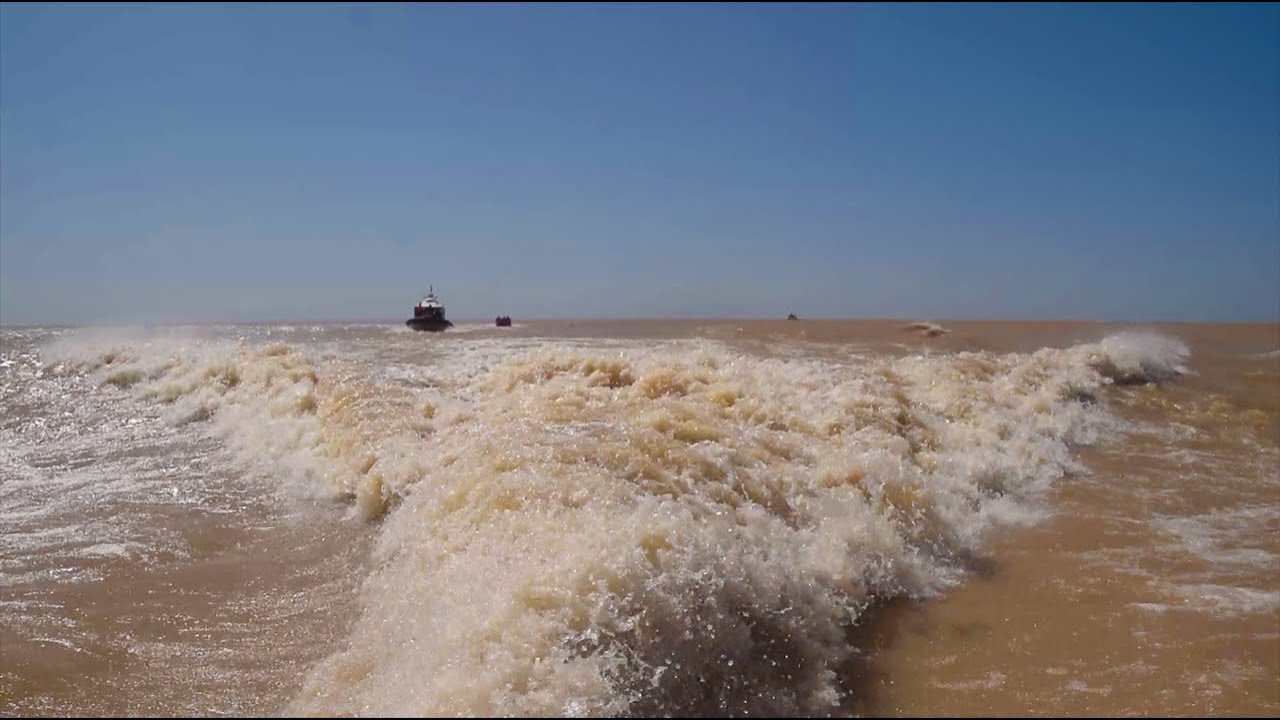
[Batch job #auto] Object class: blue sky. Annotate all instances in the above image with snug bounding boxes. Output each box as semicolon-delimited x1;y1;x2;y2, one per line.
2;3;1277;324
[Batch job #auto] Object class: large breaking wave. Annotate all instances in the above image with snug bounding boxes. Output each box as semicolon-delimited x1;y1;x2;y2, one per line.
40;330;1189;716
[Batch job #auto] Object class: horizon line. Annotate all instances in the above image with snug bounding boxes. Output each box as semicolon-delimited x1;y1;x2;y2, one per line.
3;315;1277;330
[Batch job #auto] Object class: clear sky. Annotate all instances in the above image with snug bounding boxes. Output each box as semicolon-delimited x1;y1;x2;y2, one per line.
2;3;1277;324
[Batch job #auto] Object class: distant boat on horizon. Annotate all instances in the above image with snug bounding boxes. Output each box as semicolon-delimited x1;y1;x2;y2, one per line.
405;287;454;332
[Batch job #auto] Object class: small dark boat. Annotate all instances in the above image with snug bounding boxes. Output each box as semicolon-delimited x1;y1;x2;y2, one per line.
787;313;798;321
406;287;454;332
495;315;512;327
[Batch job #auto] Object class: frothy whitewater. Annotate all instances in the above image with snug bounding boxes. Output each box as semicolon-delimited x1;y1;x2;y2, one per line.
0;325;1209;716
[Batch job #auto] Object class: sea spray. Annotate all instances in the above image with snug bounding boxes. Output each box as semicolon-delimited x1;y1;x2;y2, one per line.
45;330;1189;716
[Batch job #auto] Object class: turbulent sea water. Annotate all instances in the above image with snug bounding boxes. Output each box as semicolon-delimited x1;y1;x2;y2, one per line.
1;319;1276;716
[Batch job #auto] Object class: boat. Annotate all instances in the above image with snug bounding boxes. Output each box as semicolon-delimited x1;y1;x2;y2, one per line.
405;287;454;332
495;315;512;327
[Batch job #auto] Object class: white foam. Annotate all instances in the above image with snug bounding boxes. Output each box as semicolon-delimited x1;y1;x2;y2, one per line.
1087;332;1190;384
1152;507;1278;569
27;329;1197;716
932;671;1007;690
1167;583;1280;617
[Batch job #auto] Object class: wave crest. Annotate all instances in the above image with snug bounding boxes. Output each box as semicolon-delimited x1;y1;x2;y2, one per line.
45;330;1189;716
1082;332;1190;385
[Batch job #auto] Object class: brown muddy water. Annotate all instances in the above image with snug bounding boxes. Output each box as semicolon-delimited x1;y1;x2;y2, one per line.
1;319;1275;716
